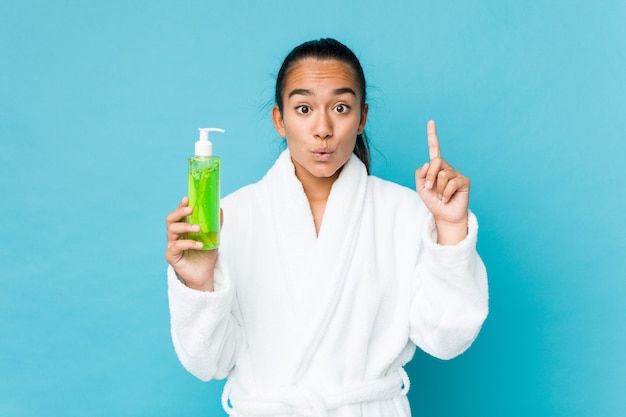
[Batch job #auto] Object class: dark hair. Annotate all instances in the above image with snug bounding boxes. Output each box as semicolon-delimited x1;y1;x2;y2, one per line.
275;38;371;173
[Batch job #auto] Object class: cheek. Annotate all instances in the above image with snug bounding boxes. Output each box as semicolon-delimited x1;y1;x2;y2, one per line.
284;118;312;142
340;117;362;141
285;134;307;155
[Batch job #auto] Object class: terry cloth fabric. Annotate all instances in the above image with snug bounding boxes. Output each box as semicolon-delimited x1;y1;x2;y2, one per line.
168;149;489;417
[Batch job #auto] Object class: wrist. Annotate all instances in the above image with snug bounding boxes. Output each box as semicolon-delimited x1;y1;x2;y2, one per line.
187;280;215;292
176;270;216;292
434;215;468;245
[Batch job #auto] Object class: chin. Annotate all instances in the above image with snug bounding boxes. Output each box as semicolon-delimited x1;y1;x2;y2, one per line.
312;164;343;179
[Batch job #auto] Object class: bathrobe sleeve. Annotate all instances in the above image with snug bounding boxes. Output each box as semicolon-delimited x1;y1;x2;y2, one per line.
167;259;244;381
409;210;489;360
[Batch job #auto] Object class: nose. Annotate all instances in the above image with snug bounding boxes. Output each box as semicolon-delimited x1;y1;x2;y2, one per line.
314;111;333;140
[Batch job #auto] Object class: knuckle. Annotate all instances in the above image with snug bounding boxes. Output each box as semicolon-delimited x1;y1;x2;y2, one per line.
437;169;450;180
166;213;180;225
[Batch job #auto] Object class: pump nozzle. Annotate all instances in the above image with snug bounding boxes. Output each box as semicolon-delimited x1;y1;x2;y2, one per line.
196;128;225;156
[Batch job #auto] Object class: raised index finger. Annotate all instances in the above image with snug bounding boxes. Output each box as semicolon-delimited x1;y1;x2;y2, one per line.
427;119;441;160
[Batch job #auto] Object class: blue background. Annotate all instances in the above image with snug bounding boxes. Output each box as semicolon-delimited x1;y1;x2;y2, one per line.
1;1;625;416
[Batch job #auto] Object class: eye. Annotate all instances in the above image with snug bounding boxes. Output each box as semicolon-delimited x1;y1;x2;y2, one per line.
334;104;350;114
296;105;311;114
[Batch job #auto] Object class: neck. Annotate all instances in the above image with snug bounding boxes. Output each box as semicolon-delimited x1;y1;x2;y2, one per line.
293;160;340;202
291;158;341;235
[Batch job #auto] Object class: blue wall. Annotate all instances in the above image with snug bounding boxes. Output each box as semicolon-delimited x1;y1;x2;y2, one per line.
1;1;624;416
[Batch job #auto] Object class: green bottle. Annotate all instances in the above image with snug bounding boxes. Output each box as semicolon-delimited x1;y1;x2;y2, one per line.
188;127;224;250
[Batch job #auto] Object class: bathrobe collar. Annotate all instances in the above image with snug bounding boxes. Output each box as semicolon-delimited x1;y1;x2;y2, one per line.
265;149;368;383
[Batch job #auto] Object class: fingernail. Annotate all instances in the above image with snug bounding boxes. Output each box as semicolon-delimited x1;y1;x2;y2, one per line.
425;181;432;189
192;224;201;231
195;241;204;248
438;193;443;200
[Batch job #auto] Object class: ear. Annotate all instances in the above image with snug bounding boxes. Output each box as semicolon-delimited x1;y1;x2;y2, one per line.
272;106;286;137
358;103;369;135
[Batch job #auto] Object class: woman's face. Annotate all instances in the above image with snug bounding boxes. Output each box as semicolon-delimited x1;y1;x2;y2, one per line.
272;58;368;183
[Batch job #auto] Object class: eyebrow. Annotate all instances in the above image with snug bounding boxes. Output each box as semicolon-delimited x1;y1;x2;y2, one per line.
288;87;357;98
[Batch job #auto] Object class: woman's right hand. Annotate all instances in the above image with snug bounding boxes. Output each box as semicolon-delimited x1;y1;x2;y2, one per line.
165;196;220;292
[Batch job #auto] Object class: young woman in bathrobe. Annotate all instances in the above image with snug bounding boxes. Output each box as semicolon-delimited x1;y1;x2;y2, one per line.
165;38;488;417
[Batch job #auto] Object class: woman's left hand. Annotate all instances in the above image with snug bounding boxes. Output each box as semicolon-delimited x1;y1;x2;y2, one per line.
415;120;470;245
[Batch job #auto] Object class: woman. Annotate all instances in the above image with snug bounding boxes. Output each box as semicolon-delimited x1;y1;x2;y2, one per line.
165;38;488;417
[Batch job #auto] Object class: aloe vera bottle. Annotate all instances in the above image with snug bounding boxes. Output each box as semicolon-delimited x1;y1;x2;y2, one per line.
188;127;224;250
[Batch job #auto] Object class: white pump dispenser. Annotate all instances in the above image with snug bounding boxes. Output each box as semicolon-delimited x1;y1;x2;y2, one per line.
195;128;225;156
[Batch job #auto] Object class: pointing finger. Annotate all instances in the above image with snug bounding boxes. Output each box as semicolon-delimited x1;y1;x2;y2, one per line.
427;120;441;160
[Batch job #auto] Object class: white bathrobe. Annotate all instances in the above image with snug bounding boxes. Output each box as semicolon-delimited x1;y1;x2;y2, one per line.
168;150;489;417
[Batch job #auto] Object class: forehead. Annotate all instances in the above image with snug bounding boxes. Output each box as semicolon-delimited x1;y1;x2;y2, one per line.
283;59;360;93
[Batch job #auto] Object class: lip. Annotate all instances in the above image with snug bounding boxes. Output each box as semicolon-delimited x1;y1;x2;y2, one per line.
312;149;333;161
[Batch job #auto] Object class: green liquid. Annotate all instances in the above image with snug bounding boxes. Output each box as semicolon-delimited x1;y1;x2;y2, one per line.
188;156;220;250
